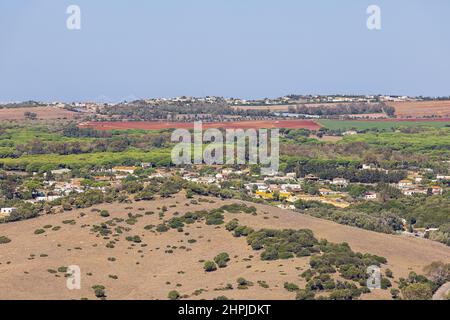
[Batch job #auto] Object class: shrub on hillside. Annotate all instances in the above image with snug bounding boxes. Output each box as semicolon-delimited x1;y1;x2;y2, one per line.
214;253;230;268
168;290;180;300
0;236;11;244
204;261;217;272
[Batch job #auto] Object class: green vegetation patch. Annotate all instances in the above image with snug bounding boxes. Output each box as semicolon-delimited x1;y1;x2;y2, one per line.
319;119;450;131
0;235;11;244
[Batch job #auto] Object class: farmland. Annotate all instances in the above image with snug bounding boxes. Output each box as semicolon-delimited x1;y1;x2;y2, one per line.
389;100;450;118
233;100;450;120
80;120;322;131
318;119;450;131
0;107;78;121
0;112;449;301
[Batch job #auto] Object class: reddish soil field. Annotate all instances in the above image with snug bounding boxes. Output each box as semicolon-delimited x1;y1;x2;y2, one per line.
79;120;322;131
0;107;77;121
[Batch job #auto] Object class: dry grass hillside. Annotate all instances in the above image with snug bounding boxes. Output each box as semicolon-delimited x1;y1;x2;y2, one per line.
0;194;448;300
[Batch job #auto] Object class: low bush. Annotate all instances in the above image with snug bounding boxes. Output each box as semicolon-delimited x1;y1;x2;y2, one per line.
237;277;253;289
168;290;181;300
204;261;217;272
0;236;11;244
284;282;299;292
214;252;230;268
100;210;110;218
296;289;315;300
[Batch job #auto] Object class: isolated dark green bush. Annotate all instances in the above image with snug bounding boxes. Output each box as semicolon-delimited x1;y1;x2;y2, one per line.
168;290;181;300
214;253;230;268
0;236;11;244
204;261;217;272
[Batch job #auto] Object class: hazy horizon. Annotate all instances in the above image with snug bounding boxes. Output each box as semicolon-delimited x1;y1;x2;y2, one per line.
1;92;449;105
1;0;450;102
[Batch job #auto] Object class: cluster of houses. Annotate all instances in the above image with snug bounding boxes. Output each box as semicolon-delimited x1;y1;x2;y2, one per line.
111;165;354;209
23;164;251;205
240;164;449;209
182;167;246;186
26;166;148;204
3;160;448;217
395;171;444;196
243;172;353;209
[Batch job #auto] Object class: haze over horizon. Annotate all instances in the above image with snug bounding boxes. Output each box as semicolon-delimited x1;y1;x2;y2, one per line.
1;0;450;102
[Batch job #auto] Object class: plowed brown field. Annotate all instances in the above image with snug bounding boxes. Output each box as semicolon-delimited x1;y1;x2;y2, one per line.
0;107;77;120
389;100;450;118
79;120;322;131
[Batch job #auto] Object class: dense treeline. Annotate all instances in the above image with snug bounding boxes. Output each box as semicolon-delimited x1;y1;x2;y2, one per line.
287;103;395;117
100;101;272;121
0;101;47;109
62;124;111;138
351;196;450;229
13;138;167;156
301;165;406;183
283;159;407;183
12;126;170;156
303;205;405;234
351;196;450;245
281;129;450;170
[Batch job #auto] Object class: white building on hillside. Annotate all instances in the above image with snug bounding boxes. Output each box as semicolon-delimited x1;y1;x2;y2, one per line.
364;192;377;200
332;178;349;188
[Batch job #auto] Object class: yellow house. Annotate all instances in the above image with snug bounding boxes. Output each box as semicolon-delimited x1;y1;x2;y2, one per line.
279;191;292;199
112;166;139;174
286;195;300;203
255;190;274;200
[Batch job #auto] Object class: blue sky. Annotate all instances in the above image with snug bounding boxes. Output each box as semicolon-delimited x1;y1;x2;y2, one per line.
0;0;449;102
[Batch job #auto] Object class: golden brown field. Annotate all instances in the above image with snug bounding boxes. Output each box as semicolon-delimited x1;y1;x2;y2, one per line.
0;194;448;300
389;100;450;118
234;101;450;119
0;107;77;121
